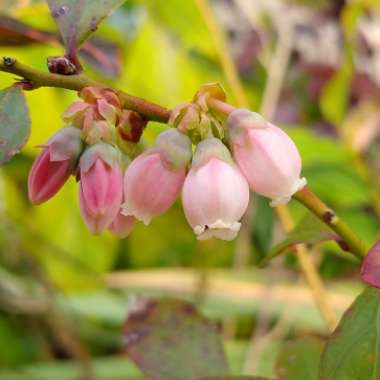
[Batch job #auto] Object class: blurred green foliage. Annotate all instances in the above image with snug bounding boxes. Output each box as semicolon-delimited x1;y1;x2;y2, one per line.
0;0;380;379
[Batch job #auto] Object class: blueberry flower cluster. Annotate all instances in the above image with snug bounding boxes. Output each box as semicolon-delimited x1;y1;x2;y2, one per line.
28;87;306;241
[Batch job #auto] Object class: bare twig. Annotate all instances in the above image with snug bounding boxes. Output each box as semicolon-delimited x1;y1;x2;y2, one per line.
294;186;367;259
0;58;171;123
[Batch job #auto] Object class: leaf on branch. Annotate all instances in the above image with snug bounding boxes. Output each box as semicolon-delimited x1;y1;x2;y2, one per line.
123;297;228;380
276;337;324;380
259;212;343;267
0;15;122;79
319;287;380;379
0;86;30;165
46;0;126;53
320;61;353;126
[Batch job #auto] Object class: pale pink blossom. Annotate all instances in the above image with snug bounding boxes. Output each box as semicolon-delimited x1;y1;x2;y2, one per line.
28;126;82;205
228;108;306;206
108;211;135;238
78;143;122;234
182;138;249;241
122;129;192;224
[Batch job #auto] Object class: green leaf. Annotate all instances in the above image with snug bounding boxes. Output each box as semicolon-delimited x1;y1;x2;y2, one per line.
341;3;364;40
146;0;215;56
304;164;371;208
46;0;126;51
259;213;341;267
276;337;324;380
123;297;228;380
0;356;143;380
0;86;30;164
320;62;353;126
320;287;380;379
286;128;351;167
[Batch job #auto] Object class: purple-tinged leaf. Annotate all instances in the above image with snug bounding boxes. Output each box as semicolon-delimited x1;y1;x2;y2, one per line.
360;240;380;288
0;15;57;45
0;86;30;164
123;297;228;380
80;37;122;79
259;213;344;267
46;0;126;52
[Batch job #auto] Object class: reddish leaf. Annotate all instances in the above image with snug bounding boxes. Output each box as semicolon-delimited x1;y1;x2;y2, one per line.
0;15;56;45
80;37;122;78
0;15;122;78
360;240;380;288
123;297;228;380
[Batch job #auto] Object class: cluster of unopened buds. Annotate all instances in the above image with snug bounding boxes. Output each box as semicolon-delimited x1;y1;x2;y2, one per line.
28;85;306;240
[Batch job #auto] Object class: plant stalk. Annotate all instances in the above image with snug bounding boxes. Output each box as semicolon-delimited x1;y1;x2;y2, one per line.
0;57;171;123
294;186;367;259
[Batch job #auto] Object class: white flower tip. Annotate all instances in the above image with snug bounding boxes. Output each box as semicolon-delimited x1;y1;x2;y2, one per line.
121;203;152;225
194;220;241;241
270;177;307;207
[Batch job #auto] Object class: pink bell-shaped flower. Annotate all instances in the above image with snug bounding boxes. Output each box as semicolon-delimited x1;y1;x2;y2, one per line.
182;138;249;241
28;126;82;205
122;128;192;225
227;108;306;206
108;211;135;238
78;143;123;234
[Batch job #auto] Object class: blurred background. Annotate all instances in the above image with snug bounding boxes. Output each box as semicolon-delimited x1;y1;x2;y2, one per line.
0;0;380;379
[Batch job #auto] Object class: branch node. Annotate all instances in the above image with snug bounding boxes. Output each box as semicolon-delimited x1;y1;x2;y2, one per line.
322;210;338;225
47;56;78;75
15;79;35;91
3;56;16;67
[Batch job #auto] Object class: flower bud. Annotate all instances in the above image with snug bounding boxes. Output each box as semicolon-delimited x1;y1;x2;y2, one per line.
62;87;121;145
78;143;123;234
117;110;147;143
227;108;306;206
182;138;249;241
122;129;192;225
28;126;82;205
108;211;135;238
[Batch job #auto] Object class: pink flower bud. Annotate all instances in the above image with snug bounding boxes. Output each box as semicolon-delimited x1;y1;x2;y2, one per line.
108;211;135;238
78;143;123;234
228;109;306;206
61;101;89;126
62;87;121;145
182;138;249;241
122;129;192;224
28;127;82;205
